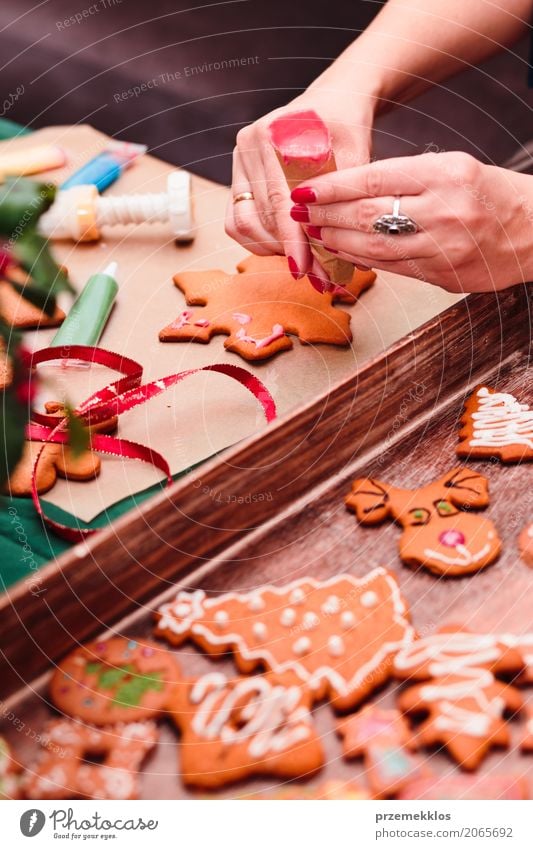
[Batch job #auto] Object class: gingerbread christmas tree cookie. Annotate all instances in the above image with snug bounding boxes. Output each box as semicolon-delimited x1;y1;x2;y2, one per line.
346;467;501;576
170;671;323;788
394;628;524;770
159;254;375;361
457;385;533;462
155;567;415;711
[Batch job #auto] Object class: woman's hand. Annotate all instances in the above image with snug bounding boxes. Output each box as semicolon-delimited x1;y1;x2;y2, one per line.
288;151;533;293
225;87;375;284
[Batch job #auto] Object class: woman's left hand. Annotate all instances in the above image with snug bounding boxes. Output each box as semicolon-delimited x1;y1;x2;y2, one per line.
290;151;533;293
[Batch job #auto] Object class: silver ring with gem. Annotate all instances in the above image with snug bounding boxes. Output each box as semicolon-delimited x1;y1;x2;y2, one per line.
373;196;418;235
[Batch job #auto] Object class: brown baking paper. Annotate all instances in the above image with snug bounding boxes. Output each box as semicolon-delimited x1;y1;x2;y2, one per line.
3;126;461;522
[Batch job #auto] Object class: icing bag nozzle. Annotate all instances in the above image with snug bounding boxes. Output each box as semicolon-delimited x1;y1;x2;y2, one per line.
38;171;195;244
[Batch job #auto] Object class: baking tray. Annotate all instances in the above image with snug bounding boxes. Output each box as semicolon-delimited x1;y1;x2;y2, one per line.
1;284;531;798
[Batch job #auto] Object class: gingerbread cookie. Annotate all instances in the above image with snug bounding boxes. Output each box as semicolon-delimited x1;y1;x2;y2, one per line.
50;637;180;724
519;522;533;567
159;254;375;361
6;401;118;496
170;671;323;788
0;267;65;329
24;719;158;800
0;338;12;390
337;705;425;798
520;706;533;751
394;628;524;770
246;780;370;800
155;568;415;711
346;467;501;576
399;774;529;800
457;386;533;462
0;737;21;799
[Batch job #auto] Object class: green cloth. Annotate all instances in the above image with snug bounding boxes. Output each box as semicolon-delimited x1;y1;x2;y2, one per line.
0;465;198;591
0;119;31;140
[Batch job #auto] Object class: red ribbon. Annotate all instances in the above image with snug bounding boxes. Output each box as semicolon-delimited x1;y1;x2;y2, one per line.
26;345;277;542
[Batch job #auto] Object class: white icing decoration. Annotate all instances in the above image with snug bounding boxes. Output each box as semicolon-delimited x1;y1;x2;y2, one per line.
360;591;378;608
189;673;311;757
156;589;206;636
280;608;296;627
214;610;229;628
468;387;533;450
340;611;356;629
248;595;265;611
302;611;320;630
394;632;514;738
423;543;491;567
328;636;345;657
252;622;267;640
289;588;306;605
292;637;311;656
321;595;341;615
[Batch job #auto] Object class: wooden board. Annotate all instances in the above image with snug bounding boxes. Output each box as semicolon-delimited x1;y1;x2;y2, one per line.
1;283;531;799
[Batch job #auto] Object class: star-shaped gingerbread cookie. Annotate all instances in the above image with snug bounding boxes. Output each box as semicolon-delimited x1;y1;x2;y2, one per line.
159;254;375;361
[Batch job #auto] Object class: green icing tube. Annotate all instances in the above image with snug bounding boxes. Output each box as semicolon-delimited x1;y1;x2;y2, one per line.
51;261;118;348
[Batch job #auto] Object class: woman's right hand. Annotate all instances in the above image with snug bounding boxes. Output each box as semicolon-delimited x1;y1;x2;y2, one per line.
225;86;376;284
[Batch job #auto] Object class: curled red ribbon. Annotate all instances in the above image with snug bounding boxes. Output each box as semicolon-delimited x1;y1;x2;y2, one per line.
26;345;277;542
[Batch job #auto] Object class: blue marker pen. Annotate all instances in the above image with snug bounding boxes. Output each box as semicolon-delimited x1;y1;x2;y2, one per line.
61;141;147;193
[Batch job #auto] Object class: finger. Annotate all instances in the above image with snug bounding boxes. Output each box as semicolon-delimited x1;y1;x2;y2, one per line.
224;200;276;256
236;128;312;275
229;147;284;254
291;154;444;204
256;131;312;274
320;227;437;262
306;196;424;234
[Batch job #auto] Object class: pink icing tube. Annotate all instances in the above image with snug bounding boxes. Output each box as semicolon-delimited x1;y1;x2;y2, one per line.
269;110;355;286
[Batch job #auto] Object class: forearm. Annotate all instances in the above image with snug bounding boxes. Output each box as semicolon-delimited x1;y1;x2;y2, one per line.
308;0;532;111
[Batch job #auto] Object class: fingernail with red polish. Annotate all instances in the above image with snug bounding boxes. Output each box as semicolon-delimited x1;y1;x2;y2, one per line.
291;186;317;204
324;246;338;254
287;256;302;280
290;204;310;223
308;272;330;294
306;225;322;240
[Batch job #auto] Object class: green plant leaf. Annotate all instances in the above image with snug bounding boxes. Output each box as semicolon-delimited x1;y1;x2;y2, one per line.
11;231;73;316
0;178;55;236
64;404;90;458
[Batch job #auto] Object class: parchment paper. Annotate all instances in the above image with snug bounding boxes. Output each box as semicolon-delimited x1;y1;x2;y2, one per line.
2;126;461;521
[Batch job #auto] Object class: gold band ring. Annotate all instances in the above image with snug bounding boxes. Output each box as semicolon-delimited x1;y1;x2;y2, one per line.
233;191;255;204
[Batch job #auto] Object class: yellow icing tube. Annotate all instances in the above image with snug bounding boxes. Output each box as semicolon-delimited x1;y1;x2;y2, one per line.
0;144;67;181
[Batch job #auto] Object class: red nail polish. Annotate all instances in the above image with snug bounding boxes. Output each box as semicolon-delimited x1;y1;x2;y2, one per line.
287;255;302;280
324;246;338;254
290;204;310;223
308;272;330;294
291;186;317;203
306;225;322;240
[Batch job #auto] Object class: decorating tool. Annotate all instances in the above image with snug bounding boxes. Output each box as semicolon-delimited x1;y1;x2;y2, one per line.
0;144;66;182
61;141;147;193
38;171;195;243
50;261;119;350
